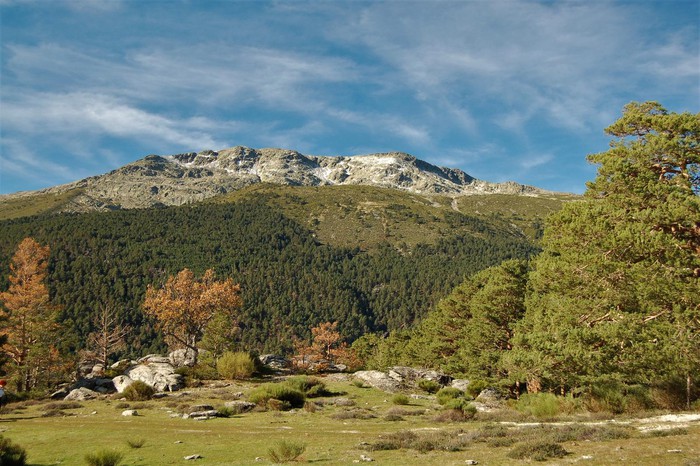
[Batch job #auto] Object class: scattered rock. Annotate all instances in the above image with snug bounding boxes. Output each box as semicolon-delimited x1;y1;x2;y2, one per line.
475;388;502;403
333;397;356;407
125;355;184;392
186;409;219;420
464;460;478;465
353;371;401;393
169;348;197;368
224;400;256;413
112;375;134;393
259;354;291;370
451;379;470;391
667;449;682;453
50;387;69;400
121;409;138;416
359;454;374;462
64;387;99;401
184;454;203;460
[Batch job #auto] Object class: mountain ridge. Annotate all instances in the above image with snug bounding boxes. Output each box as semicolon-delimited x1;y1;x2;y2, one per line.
0;146;562;215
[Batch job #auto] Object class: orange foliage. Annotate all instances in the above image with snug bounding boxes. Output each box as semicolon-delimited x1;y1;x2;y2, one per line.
294;321;360;372
142;268;242;357
0;238;51;364
0;237;59;391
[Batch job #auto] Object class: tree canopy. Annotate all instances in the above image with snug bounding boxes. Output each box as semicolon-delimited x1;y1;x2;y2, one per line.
511;102;699;398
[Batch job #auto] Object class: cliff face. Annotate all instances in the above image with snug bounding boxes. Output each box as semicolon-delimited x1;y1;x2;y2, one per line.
1;146;554;212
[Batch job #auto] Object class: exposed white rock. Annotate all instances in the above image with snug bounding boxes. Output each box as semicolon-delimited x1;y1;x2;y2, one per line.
64;387;99;401
1;146;559;212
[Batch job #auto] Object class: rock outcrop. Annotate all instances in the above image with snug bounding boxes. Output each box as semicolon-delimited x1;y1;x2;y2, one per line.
1;146;558;213
124;355;184;392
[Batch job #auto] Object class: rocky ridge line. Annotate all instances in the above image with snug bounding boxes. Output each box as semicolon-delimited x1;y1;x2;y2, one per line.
1;146;557;212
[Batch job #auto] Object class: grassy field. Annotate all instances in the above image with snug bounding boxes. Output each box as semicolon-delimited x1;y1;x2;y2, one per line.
1;377;698;465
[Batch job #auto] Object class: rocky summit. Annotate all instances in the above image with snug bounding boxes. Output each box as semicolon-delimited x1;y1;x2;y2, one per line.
2;146;554;212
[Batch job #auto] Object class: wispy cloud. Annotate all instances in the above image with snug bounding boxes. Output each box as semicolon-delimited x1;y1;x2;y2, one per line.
0;0;696;194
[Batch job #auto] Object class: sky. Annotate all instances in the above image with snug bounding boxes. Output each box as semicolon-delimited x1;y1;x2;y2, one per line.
0;1;698;195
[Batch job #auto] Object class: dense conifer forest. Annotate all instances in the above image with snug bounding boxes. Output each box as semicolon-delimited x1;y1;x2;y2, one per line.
0;198;537;356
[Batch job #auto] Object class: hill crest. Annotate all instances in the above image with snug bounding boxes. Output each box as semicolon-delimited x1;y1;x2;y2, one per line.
0;146;559;214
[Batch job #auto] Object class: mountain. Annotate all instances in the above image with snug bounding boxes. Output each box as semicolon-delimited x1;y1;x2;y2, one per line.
0;145;574;354
0;146;559;217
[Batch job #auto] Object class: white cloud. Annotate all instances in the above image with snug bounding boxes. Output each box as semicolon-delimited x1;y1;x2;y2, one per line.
2;91;229;151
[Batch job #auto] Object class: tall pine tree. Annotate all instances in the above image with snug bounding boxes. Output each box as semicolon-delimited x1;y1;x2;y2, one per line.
511;102;700;401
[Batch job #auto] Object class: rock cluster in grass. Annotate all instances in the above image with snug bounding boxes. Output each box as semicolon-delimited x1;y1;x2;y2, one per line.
353;366;453;393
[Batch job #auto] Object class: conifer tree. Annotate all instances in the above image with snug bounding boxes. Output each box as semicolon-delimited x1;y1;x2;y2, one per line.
511;102;700;399
407;259;528;379
0;237;60;391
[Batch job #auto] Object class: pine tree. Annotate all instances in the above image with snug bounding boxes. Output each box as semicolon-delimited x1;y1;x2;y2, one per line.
512;102;700;399
406;259;528;379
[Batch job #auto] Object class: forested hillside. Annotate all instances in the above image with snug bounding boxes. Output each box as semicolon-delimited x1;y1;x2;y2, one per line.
0;194;538;356
369;102;699;409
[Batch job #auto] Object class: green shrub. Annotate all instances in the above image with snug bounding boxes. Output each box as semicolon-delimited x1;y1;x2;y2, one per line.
285;376;333;397
126;438;145;448
436;387;463;405
443;398;476;416
0;435;27;466
466;380;489;398
507;442;568;461
515;393;562;418
217;351;255;380
285;375;322;392
392;394;410;405
248;383;306;409
268;440;306;463
84;449;125;466
417;379;441;394
216;406;235;418
122;381;155;401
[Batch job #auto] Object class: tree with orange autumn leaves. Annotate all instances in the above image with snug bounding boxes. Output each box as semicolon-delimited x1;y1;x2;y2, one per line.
294;321;360;371
142;268;242;363
0;237;65;392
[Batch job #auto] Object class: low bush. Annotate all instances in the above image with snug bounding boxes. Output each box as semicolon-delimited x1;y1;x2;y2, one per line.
84;449;125;466
330;408;376;420
515;393;563;418
0;435;28;466
507;441;568;461
122;380;155;401
126;438;146;449
436;387;463;405
248;383;305;409
268;440;306;463
216;406;235;418
466;379;489;399
392;394;410;405
44;401;83;410
418;379;441;394
41;409;71;417
365;429;469;453
217;351;255;380
442;398;476;418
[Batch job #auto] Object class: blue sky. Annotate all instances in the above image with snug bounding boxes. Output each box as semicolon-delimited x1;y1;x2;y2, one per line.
1;0;698;195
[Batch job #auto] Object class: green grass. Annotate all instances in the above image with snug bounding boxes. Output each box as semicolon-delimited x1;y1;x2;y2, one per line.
1;379;697;465
214;184;571;249
0;187;84;220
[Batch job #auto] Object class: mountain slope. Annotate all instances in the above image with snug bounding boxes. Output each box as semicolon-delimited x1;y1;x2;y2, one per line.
0;146;561;218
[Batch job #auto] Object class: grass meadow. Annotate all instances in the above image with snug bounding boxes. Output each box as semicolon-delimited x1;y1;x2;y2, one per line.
1;378;698;465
